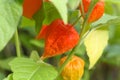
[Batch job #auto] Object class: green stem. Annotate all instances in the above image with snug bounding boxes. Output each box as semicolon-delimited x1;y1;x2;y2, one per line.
55;1;99;79
72;15;82;26
55;17;87;80
84;0;99;23
57;47;76;76
80;0;85;17
15;30;21;57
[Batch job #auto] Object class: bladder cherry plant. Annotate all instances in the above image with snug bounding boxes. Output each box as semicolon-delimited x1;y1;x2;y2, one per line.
2;0;114;80
80;0;104;23
35;0;105;79
36;19;79;59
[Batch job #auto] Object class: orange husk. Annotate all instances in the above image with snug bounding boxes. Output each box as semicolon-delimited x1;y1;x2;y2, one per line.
37;19;79;59
23;0;42;19
80;0;104;23
36;25;48;39
60;56;85;80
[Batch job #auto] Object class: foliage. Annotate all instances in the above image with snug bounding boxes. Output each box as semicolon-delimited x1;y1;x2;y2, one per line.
0;0;22;51
9;57;58;80
0;0;120;80
84;29;109;69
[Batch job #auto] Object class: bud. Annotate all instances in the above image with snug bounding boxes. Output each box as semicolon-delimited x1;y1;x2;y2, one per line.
80;0;104;23
37;19;79;59
60;56;85;80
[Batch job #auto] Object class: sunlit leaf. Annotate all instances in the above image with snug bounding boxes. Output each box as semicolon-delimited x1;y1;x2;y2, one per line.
0;0;22;51
50;0;68;24
84;30;109;69
68;0;81;10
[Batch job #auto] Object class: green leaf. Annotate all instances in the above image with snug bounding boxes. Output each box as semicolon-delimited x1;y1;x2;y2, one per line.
9;57;58;80
92;14;120;27
0;57;14;70
3;74;13;80
21;16;35;27
68;10;80;24
0;0;22;51
30;50;40;61
50;0;68;24
75;44;86;56
16;0;24;4
33;3;45;33
68;0;81;10
43;2;61;25
84;30;109;69
30;39;44;48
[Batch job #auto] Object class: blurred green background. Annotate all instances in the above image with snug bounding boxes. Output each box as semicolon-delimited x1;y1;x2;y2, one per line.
0;1;120;80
